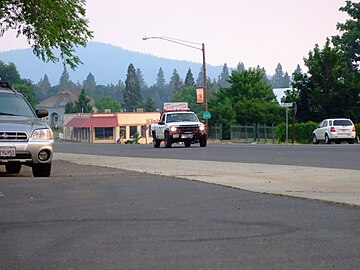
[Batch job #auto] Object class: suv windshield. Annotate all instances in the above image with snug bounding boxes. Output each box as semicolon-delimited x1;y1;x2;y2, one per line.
333;120;353;126
0;93;36;118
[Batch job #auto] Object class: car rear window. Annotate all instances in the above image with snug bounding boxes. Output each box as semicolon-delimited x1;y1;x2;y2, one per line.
333;120;353;126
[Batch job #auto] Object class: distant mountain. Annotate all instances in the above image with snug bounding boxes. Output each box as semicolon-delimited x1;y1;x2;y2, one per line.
0;41;223;86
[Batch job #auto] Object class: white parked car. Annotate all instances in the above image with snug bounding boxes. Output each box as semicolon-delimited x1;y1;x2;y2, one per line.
312;118;356;144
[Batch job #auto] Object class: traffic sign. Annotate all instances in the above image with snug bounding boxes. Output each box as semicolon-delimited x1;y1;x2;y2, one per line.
203;111;211;119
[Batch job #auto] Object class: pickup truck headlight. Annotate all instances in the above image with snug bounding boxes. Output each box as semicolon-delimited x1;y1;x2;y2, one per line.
199;125;206;131
170;126;178;132
31;128;53;140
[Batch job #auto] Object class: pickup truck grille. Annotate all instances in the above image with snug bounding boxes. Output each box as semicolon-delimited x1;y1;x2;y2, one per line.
0;131;28;142
178;125;198;133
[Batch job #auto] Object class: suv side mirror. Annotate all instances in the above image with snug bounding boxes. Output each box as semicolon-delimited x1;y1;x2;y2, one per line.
36;109;48;118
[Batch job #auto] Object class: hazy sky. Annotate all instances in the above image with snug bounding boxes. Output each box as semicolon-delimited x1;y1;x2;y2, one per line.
0;0;350;74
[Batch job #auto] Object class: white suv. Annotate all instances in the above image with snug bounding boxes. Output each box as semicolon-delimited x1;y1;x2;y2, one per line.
312;118;356;144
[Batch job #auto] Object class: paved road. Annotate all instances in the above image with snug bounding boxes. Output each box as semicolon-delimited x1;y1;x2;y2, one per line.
1;142;360;268
55;140;360;170
1;160;360;269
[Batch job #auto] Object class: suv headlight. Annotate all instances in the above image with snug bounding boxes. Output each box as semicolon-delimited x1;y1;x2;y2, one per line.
199;125;205;131
31;128;53;140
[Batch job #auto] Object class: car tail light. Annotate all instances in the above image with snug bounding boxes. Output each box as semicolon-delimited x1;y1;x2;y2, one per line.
330;127;336;132
353;126;356;132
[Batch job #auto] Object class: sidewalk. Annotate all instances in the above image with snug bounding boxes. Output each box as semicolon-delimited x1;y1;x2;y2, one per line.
55;153;360;206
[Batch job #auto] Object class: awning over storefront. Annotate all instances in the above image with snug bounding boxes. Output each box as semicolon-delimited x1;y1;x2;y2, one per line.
65;116;118;128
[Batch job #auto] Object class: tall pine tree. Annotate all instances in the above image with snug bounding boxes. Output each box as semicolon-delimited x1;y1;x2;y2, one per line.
169;69;182;94
124;63;142;112
184;68;196;87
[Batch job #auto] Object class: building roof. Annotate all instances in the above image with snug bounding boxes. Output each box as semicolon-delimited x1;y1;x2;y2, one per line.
37;88;81;107
65;116;118;128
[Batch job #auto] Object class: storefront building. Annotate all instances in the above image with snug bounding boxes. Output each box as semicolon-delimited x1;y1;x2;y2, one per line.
63;112;160;144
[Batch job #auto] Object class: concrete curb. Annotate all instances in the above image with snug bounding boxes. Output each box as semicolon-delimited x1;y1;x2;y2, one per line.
55;153;360;206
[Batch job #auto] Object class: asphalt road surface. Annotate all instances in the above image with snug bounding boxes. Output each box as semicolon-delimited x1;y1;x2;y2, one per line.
1;157;360;269
54;140;360;170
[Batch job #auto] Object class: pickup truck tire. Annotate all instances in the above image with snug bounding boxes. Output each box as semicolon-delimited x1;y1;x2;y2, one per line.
184;140;191;147
164;132;172;148
152;132;160;148
199;135;207;147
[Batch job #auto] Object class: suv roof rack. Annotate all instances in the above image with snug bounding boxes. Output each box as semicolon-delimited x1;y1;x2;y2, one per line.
0;81;18;94
0;81;12;89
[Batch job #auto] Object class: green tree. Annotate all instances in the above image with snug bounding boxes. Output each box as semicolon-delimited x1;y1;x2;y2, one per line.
35;74;51;100
14;81;37;108
124;63;142;112
211;96;236;138
226;68;276;103
83;72;96;94
172;86;203;115
95;96;121;113
59;66;70;89
136;68;147;89
333;0;360;67
156;67;166;89
196;66;204;87
0;0;93;69
271;63;285;88
209;68;281;138
65;101;76;113
144;97;157;112
294;64;302;74
75;89;92;113
289;40;360;122
218;63;230;88
169;69;182;94
0;61;21;82
236;62;245;73
184;68;195;87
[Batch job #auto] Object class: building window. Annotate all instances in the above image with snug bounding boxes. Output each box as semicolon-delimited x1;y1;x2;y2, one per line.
130;126;137;138
120;126;126;139
95;127;113;140
141;125;147;138
82;128;88;140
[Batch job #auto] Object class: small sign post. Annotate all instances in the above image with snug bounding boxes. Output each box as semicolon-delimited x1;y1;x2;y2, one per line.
281;103;294;143
203;111;211;119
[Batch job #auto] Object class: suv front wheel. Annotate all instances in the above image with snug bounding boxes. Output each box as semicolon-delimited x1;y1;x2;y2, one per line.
32;163;52;177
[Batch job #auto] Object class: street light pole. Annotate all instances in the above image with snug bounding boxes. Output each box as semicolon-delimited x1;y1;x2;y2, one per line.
143;36;208;127
202;43;207;115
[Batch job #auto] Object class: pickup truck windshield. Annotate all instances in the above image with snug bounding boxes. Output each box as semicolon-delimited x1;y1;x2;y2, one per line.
166;112;199;123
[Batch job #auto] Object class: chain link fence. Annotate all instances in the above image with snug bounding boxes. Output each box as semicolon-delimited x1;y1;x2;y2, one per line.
230;124;276;143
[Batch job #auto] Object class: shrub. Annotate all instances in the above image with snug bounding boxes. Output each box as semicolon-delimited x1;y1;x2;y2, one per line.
276;121;318;143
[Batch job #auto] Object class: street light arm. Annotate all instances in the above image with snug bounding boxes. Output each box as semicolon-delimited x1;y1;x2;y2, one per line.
143;36;202;51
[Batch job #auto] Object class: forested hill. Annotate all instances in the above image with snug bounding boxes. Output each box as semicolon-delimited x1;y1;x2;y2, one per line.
0;41;223;86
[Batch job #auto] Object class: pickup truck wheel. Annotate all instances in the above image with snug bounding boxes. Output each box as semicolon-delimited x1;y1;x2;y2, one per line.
152;133;160;148
184;140;191;147
199;135;207;147
164;132;172;148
